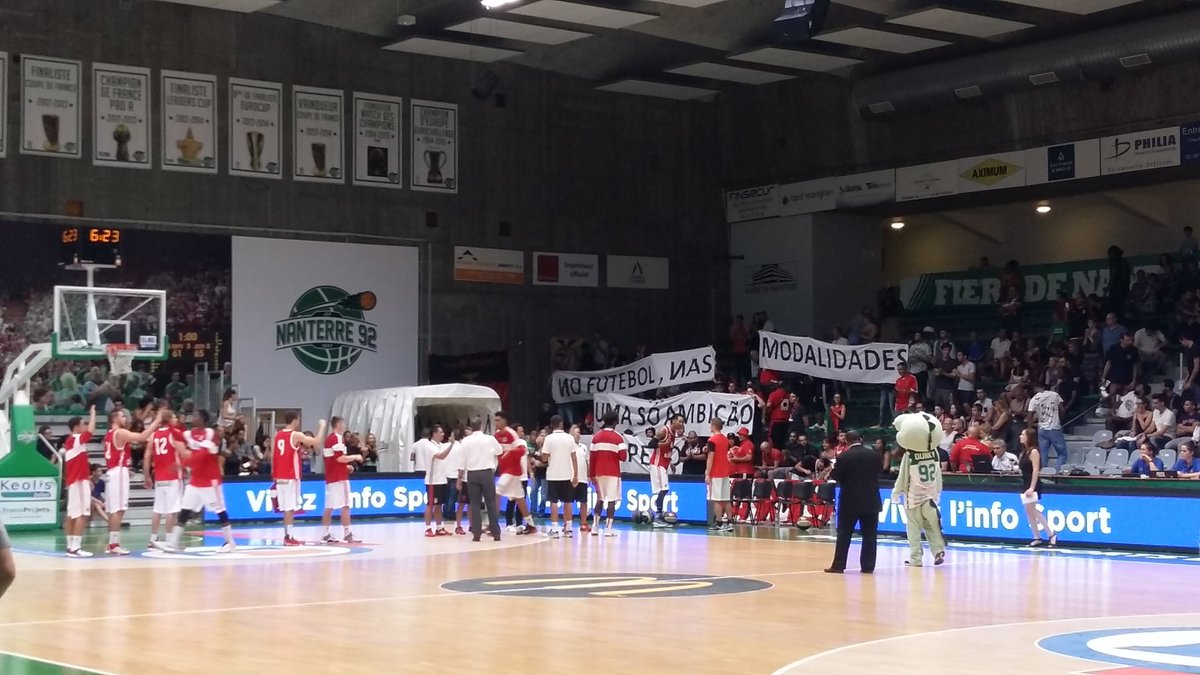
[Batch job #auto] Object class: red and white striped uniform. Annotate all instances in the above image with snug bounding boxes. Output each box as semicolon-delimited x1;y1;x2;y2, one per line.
589;428;627;504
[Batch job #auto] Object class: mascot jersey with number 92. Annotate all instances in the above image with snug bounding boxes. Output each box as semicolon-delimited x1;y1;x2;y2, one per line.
900;449;942;506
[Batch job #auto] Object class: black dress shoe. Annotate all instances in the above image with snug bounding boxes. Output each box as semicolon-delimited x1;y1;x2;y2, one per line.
493;536;502;542
824;567;844;574
862;570;874;574
472;537;481;542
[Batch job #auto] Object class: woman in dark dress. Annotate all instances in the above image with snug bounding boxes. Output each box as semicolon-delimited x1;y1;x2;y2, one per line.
1019;428;1057;548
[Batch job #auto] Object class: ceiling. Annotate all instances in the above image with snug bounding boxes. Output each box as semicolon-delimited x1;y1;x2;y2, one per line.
155;0;1198;100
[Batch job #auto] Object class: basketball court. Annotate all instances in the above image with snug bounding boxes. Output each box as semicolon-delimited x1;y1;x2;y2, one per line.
2;522;1198;674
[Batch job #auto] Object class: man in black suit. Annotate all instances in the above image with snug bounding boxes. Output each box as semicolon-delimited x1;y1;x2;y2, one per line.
826;431;883;574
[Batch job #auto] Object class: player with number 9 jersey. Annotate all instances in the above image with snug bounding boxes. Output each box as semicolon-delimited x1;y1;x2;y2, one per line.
272;413;326;546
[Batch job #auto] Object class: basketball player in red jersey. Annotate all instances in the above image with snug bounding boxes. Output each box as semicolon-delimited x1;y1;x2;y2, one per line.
169;410;236;552
321;417;365;543
274;412;326;545
144;410;189;550
104;408;165;555
64;407;97;558
650;415;683;527
494;412;537;535
589;411;627;536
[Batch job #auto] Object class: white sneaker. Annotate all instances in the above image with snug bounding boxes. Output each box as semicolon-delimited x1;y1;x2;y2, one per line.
156;542;179;553
652;521;670;529
506;525;518;533
148;540;164;550
548;529;561;539
563;528;574;538
217;542;237;554
603;529;618;537
107;545;131;556
66;549;94;558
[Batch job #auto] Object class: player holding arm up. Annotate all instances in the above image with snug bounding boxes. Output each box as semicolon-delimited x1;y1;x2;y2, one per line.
64;407;98;557
321;417;364;544
274;412;326;545
170;410;236;553
104;408;165;555
144;411;190;550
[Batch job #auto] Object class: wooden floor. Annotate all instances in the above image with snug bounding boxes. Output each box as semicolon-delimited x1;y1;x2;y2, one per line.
2;521;1198;674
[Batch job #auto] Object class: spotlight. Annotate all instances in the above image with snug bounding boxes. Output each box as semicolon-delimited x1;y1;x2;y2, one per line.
890;220;905;230
1036;204;1052;214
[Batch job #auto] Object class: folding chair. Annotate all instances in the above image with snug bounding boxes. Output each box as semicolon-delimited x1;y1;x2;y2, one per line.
751;478;777;523
774;480;803;526
1104;448;1130;474
807;480;836;528
730;477;754;523
1159;448;1177;468
1083;448;1107;474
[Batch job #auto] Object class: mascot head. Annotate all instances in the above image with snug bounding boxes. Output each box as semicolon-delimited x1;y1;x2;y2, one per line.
893;411;944;452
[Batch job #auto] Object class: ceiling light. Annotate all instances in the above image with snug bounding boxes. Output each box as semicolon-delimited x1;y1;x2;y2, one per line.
482;0;521;9
890;220;905;230
1036;204;1052;214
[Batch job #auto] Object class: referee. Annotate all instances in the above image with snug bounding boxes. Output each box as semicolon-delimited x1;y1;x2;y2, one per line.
460;419;503;542
0;514;13;599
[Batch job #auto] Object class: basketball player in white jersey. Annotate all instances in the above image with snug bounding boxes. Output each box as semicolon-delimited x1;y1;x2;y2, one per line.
104;407;165;555
63;407;98;557
273;413;326;545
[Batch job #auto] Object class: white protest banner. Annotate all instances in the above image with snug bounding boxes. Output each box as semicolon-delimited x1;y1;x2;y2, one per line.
352;92;402;188
594;391;755;438
759;331;907;384
551;346;716;403
161;70;217;173
21;55;82;158
229;78;282;179
293;85;344;183
93;63;151;169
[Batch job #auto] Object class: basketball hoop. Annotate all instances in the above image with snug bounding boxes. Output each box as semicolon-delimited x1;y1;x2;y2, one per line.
105;343;138;376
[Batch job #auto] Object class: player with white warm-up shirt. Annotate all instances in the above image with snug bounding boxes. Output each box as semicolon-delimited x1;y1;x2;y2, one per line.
589;411;627;536
420;425;454;537
321;417;364;544
540;415;579;539
144;410;189;550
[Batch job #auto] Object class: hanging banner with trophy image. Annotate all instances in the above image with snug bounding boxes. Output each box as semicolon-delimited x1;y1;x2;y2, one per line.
411;99;457;193
353;92;402;188
21;55;82;158
92;63;151;169
229;78;282;179
161;70;217;173
293;85;344;183
0;52;8;159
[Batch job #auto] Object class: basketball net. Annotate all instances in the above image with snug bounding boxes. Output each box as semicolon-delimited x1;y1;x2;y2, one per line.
105;343;138;376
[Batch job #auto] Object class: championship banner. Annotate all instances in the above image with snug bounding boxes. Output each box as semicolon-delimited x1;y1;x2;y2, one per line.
352;92;402;188
161;70;218;173
93;63;151;169
229;78;282;179
899;254;1159;311
551;346;716;403
594;391;755;438
21;55;82;158
758;332;907;385
293;85;344;183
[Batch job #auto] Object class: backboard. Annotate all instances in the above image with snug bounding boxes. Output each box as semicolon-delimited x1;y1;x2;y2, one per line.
52;285;167;360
